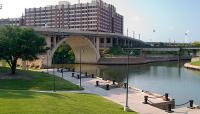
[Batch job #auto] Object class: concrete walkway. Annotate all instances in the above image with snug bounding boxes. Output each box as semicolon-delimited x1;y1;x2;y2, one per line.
45;69;200;114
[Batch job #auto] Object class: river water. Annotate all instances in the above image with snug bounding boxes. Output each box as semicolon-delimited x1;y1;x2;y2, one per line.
59;61;200;105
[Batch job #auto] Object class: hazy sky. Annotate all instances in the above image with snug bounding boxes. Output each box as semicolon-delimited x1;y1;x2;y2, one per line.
0;0;199;42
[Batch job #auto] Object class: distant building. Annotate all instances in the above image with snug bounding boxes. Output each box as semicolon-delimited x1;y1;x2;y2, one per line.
0;18;24;26
24;0;123;34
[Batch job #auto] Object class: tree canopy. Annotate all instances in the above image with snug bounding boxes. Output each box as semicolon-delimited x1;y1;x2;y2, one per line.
53;43;75;64
0;26;47;74
192;41;200;47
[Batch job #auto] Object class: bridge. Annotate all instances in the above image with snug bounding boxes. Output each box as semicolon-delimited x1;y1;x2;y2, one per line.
24;27;148;68
124;46;200;59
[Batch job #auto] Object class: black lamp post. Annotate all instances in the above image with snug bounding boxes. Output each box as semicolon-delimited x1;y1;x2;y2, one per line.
51;48;56;92
79;48;82;87
60;55;64;78
124;50;132;111
46;50;49;74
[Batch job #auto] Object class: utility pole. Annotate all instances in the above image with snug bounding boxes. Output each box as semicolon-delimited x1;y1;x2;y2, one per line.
78;0;80;4
133;31;135;38
138;34;141;40
127;28;129;37
0;4;2;10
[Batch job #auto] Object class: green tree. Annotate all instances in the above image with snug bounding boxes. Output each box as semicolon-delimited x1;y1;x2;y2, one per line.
53;43;75;64
107;46;124;55
192;41;200;47
0;26;47;74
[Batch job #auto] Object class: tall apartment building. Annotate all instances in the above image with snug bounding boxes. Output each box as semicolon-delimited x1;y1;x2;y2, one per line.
24;0;123;34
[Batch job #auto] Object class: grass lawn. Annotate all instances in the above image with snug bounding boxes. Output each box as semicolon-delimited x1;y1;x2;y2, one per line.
0;67;136;114
0;90;135;114
0;67;81;91
191;61;200;66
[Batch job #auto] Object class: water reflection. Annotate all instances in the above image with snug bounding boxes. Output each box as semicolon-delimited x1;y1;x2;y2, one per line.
56;61;200;105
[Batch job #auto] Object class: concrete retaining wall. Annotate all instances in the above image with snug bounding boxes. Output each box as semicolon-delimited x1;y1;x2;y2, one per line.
191;57;200;62
184;63;200;71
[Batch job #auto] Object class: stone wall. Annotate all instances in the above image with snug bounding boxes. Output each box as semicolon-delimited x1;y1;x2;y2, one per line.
191;57;200;62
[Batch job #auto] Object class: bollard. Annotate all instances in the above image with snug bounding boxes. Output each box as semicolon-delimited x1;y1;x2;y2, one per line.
77;74;80;79
106;84;110;90
113;80;116;85
171;99;175;109
68;68;71;72
124;83;127;88
189;100;194;108
91;74;94;78
61;69;63;73
72;68;75;72
85;72;87;77
143;96;148;104
165;93;169;101
96;81;99;86
72;73;74;77
166;104;173;113
57;68;59;72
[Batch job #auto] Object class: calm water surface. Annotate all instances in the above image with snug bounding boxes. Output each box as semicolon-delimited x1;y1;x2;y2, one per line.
59;61;200;105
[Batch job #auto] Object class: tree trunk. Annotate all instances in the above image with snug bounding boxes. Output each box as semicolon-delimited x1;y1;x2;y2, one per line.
11;59;17;75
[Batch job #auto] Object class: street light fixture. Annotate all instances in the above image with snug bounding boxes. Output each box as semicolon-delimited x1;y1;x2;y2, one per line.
0;4;2;10
46;50;50;74
124;50;133;112
61;55;64;78
51;48;56;92
79;48;84;88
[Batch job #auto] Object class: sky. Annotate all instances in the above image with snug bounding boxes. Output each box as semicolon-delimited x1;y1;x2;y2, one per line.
0;0;200;43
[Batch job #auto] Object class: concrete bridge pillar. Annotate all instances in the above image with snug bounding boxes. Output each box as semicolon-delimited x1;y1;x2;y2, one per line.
140;49;144;57
177;50;181;62
183;50;190;57
192;49;197;57
110;38;113;47
53;36;57;48
95;37;100;61
45;37;51;48
116;38;119;46
124;39;127;47
104;37;107;48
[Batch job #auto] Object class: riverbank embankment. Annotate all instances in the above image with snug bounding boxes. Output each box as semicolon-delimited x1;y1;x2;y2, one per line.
184;63;200;71
98;56;190;65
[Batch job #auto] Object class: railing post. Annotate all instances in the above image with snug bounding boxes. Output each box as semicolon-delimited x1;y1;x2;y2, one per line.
143;96;148;104
77;74;80;79
165;93;169;101
171;99;175;109
189;100;194;108
91;74;94;78
72;73;74;77
124;83;127;88
166;104;173;113
96;81;99;86
113;80;116;85
106;84;110;90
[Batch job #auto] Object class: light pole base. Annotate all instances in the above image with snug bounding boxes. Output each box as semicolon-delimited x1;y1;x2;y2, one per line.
124;106;130;112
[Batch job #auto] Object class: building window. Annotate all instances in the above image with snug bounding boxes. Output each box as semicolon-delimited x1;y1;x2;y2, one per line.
107;38;111;43
100;38;104;43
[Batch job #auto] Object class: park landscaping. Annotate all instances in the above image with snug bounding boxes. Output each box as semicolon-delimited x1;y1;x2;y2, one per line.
0;89;134;114
0;67;135;114
191;61;200;66
0;67;81;91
